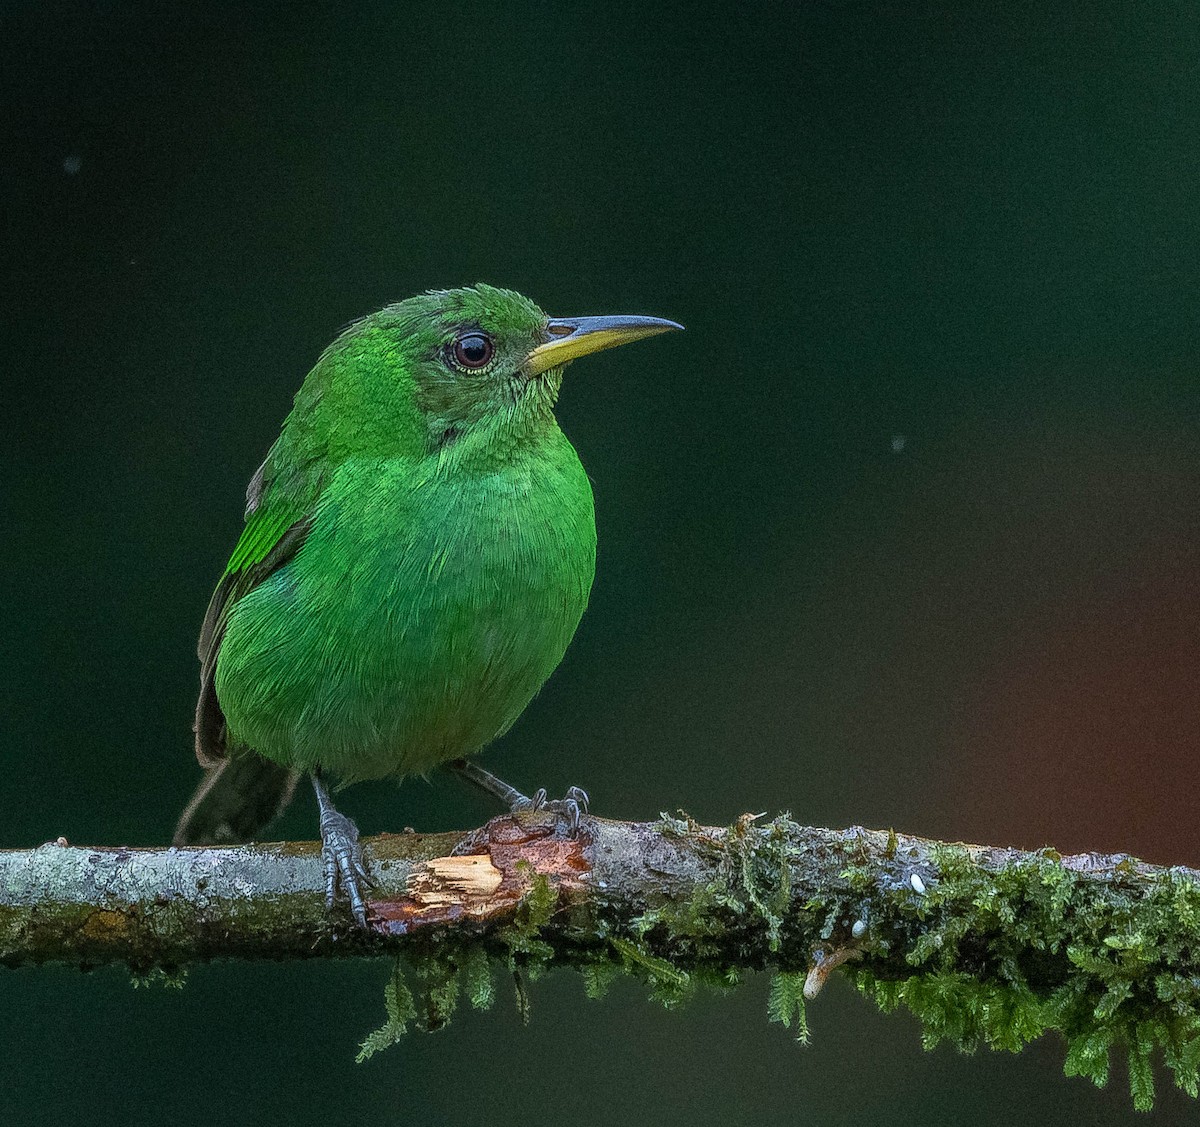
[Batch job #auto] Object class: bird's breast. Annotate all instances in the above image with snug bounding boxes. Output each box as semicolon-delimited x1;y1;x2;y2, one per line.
217;448;596;779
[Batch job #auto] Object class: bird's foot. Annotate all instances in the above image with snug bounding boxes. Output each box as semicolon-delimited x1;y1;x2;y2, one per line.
448;759;591;837
319;807;373;927
512;785;590;836
311;772;374;928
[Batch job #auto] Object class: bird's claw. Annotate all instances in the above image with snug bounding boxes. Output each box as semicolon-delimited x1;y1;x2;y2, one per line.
512;785;590;836
318;808;373;927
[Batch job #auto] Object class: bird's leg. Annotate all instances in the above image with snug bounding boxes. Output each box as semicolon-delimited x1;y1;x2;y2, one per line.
450;758;532;808
449;758;589;836
311;771;373;927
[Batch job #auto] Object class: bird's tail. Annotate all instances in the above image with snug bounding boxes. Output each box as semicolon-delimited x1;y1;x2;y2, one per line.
173;755;301;846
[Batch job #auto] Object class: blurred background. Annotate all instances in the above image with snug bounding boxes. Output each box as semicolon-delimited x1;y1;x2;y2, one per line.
3;1;1199;1123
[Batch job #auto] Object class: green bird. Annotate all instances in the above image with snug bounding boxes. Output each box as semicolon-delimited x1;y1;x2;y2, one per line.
174;284;682;925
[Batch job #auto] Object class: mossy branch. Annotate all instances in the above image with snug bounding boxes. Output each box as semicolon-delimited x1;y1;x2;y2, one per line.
3;812;1199;1109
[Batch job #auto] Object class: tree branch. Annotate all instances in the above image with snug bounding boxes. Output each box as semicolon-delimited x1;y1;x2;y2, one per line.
3;812;1199;1108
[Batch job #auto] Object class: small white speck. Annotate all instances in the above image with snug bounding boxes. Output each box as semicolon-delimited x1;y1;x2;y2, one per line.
891;434;907;453
63;155;82;175
909;872;926;895
851;919;867;939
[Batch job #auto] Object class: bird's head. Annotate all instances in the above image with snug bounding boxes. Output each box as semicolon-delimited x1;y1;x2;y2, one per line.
311;284;682;461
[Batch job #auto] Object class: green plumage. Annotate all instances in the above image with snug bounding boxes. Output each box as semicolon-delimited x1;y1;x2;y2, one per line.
175;283;680;920
201;284;595;777
216;416;594;782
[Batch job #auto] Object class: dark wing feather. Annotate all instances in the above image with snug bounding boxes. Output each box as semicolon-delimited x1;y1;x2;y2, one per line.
194;448;321;766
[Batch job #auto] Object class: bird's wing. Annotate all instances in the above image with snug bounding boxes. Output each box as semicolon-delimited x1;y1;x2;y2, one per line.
193;450;320;766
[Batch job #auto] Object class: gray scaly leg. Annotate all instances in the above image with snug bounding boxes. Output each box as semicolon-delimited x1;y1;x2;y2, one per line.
312;772;372;927
449;758;590;835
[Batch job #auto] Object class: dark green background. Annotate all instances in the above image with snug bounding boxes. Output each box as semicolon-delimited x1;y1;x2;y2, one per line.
4;2;1199;1123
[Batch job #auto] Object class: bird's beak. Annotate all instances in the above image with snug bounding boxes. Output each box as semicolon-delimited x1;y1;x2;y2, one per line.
524;314;684;377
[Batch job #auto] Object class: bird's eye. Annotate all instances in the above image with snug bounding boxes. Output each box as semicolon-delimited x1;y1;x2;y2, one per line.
450;332;495;371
